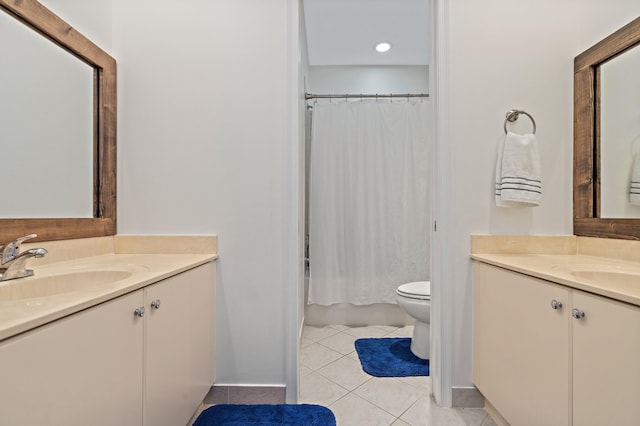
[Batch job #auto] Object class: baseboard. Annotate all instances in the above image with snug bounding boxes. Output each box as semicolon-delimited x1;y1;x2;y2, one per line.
451;386;484;408
203;384;286;405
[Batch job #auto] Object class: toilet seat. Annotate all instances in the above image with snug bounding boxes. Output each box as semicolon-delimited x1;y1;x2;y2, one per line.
396;281;431;301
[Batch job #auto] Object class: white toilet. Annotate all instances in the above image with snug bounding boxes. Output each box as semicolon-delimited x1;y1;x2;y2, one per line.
394;281;431;360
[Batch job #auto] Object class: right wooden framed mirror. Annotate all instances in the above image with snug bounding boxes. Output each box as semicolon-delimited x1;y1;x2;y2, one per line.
574;16;640;240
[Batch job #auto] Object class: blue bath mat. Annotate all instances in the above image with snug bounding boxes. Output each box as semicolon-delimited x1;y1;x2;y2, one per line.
355;337;429;377
192;404;336;426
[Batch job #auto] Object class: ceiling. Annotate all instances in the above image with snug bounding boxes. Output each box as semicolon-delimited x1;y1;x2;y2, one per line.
303;0;429;66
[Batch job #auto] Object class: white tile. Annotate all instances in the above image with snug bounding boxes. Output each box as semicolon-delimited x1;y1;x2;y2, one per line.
330;393;396;426
396;375;431;395
347;350;361;361
388;325;414;338
317;356;372;391
299;364;313;377
299;372;349;407
318;331;358;355
376;325;400;334
481;414;499;426
401;395;467;426
346;326;394;339
329;324;350;331
299;326;489;425
300;342;343;370
400;395;435;425
457;408;489;426
300;337;314;348
303;325;341;342
354;377;423;417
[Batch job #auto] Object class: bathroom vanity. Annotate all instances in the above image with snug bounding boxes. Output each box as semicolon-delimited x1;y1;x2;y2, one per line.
0;5;217;424
473;16;640;426
0;236;217;426
471;235;640;426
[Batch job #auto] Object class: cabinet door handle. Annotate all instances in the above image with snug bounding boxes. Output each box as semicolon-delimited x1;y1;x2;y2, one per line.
150;299;161;310
134;307;145;317
550;299;563;310
572;308;585;319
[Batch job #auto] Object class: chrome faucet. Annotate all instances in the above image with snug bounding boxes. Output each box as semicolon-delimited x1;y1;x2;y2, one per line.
0;234;47;281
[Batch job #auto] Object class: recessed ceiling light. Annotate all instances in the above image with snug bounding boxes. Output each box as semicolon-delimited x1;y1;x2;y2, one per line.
375;42;391;53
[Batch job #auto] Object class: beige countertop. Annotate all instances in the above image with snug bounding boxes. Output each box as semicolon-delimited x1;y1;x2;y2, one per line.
471;235;640;307
471;253;640;307
0;236;217;342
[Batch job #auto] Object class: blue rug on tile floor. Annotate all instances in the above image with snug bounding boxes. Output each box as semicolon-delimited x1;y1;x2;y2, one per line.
355;337;429;377
192;404;336;426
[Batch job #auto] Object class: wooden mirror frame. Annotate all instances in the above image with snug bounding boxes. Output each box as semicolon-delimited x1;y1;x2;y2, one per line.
574;16;640;240
0;0;116;242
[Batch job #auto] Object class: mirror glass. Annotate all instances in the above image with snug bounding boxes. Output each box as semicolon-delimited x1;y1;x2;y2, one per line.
599;43;640;218
0;9;94;218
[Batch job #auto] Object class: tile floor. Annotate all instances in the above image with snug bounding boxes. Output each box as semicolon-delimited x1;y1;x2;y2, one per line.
300;324;498;426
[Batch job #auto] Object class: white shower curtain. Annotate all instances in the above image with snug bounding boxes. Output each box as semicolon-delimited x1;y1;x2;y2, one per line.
308;100;431;305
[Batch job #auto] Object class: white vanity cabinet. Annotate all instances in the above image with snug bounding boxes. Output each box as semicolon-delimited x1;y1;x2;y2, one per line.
473;263;570;426
144;262;215;426
0;262;215;426
474;263;640;426
571;290;640;426
0;290;145;426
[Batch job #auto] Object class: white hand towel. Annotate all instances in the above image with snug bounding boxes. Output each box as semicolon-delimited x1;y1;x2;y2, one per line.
495;132;542;207
629;152;640;205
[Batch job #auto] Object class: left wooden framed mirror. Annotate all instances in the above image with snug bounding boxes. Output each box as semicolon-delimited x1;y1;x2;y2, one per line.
0;0;116;242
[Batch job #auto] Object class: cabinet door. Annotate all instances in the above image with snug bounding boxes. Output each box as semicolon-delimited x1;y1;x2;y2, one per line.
144;263;215;426
473;263;570;426
572;290;640;426
0;290;144;426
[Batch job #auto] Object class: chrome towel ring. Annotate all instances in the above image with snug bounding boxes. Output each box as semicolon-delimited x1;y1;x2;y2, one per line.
504;109;536;135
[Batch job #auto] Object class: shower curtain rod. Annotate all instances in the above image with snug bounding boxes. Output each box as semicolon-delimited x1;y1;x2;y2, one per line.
305;92;429;100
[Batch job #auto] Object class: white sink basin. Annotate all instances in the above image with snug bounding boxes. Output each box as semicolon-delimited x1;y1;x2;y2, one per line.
570;270;640;287
0;270;132;302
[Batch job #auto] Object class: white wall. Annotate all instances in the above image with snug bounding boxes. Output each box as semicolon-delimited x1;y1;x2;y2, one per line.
42;0;112;52
308;65;428;94
111;0;292;388
43;0;297;395
446;0;640;388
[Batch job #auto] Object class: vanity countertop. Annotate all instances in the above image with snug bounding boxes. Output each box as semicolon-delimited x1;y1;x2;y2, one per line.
0;236;217;342
471;235;640;307
471;252;640;307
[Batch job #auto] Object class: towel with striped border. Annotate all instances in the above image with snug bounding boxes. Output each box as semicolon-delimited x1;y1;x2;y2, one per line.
495;131;541;207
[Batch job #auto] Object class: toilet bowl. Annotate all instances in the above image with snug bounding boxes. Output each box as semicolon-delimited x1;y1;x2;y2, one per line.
394;281;431;360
